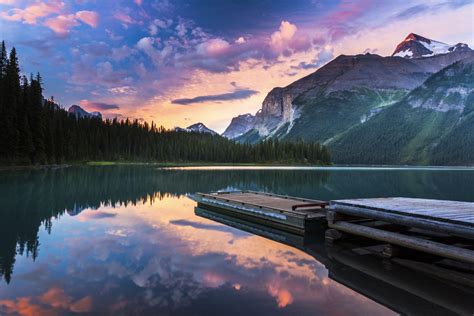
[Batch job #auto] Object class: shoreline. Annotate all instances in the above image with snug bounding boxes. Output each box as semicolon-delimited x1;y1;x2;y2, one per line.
0;161;473;172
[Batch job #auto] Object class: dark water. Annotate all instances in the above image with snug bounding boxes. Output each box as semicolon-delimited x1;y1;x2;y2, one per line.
1;165;474;315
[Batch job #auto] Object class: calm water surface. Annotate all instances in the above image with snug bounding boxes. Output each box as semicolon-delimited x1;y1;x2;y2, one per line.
1;166;474;315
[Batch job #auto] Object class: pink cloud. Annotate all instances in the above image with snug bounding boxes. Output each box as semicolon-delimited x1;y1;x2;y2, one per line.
44;14;80;36
197;38;230;57
134;0;143;5
44;10;99;35
114;12;135;25
322;0;376;40
0;0;63;24
271;21;297;48
76;10;99;28
0;1;98;35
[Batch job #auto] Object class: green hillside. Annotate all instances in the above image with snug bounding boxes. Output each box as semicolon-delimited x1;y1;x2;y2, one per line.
330;58;474;165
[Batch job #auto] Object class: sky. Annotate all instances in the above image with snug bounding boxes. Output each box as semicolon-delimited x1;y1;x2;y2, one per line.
1;0;473;132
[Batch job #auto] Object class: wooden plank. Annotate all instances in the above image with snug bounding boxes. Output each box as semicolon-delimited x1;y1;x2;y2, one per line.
328;221;474;264
328;204;474;239
201;191;326;216
331;197;474;228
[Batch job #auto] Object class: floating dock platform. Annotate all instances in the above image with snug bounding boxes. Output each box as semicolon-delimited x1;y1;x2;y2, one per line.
192;191;327;235
193;191;474;264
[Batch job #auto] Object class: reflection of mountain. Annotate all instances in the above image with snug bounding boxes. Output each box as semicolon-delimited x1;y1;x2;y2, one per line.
195;207;474;315
1;165;473;283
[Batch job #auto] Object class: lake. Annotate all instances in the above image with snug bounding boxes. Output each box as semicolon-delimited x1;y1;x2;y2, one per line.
1;165;474;315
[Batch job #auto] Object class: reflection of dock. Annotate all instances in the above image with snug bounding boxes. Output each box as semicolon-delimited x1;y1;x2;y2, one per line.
194;205;474;315
193;191;474;264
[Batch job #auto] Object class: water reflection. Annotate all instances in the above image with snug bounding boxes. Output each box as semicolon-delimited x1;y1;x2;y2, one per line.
0;166;473;315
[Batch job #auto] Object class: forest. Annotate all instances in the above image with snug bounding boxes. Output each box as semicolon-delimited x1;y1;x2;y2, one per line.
0;41;330;166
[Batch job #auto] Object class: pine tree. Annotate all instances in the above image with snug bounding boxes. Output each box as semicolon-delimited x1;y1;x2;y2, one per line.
2;47;21;161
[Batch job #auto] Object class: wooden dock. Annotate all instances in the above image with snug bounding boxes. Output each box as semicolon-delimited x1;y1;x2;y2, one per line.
328;197;474;264
192;191;327;235
192;192;474;265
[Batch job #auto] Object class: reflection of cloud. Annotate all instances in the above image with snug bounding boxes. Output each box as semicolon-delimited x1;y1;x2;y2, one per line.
106;229;129;237
70;296;93;313
267;285;294;308
170;219;242;235
77;210;117;221
0;287;92;315
5;194;393;315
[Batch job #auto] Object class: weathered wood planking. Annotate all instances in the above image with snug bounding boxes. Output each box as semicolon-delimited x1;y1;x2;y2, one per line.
331;197;474;227
205;191;327;216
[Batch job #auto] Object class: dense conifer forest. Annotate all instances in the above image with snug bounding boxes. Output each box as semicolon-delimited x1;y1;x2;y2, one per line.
0;41;330;166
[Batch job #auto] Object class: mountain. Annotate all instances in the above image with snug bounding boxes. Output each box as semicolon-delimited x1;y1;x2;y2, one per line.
68;105;102;119
392;33;471;59
225;33;473;165
222;113;256;139
330;57;474;165
175;122;217;135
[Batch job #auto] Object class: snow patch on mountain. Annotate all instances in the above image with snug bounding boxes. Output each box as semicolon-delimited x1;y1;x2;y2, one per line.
393;33;471;59
68;105;102;119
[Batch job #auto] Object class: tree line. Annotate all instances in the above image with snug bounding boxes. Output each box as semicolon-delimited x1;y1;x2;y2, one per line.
0;41;331;165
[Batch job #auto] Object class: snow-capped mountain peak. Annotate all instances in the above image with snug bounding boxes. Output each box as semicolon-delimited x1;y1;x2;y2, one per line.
392;33;471;59
174;122;217;135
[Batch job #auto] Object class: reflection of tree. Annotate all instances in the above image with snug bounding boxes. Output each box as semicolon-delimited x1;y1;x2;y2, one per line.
1;166;472;283
0;166;330;283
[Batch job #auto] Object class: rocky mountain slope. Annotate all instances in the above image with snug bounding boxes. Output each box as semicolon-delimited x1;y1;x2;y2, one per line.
222;113;256;139
68;105;102;119
331;57;474;165
224;33;473;165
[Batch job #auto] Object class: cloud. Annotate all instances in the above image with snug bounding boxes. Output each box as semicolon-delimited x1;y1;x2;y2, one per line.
235;37;246;44
0;2;98;35
0;0;63;24
171;88;258;105
197;38;230;57
271;21;297;48
291;46;334;70
44;14;80;35
70;60;131;88
114;12;135;25
148;18;171;35
75;10;99;28
79;100;120;110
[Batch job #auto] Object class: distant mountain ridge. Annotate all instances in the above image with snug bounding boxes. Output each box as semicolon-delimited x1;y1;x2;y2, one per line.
222;33;474;165
175;122;217;135
68;105;102;119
